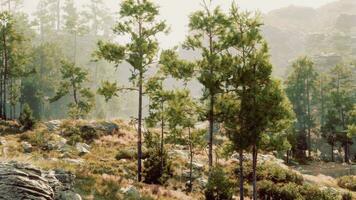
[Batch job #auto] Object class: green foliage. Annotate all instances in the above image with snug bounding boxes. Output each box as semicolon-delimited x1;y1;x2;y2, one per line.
258;181;340;200
205;167;234;200
62;124;100;144
18;103;36;130
115;148;136;160
79;125;99;143
337;176;356;191
342;193;352;200
235;162;303;185
285;57;318;158
50;60;94;119
143;147;172;185
97;81;119;102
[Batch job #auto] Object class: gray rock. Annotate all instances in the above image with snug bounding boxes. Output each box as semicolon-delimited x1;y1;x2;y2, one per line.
0;161;81;200
97;121;119;134
59;191;82;200
122;186;140;199
21;141;33;153
0;162;55;200
76;142;90;155
0;137;6;145
192;162;204;171
45;120;62;131
63;158;84;165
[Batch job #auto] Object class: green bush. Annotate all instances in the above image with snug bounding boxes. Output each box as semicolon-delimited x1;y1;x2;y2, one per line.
80;125;99;143
116;149;136;160
258;181;302;200
258;181;340;200
19;104;36;131
235;162;303;185
143;147;173;185
205;167;234;200
342;193;352;200
337;176;356;191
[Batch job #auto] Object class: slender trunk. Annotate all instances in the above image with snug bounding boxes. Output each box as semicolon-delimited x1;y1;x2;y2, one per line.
320;77;324;127
286;150;290;164
188;127;193;192
137;71;143;182
306;76;311;158
208;32;214;170
208;92;214;169
252;145;258;200
331;142;334;162
344;142;349;163
3;31;7;120
160;100;164;174
239;149;244;200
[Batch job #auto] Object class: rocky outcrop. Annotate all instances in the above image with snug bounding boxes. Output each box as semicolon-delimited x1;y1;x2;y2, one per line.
0;161;81;200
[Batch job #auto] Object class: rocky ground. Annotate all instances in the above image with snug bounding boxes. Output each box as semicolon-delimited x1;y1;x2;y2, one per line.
0;119;355;200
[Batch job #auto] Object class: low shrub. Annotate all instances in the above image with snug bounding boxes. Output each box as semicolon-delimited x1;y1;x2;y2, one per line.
342;193;353;200
235;162;303;185
258;180;340;200
19;104;36;131
21;130;53;148
80;125;99;143
63;125;100;144
205;167;234;200
143;147;173;185
116;149;136;160
337;176;356;191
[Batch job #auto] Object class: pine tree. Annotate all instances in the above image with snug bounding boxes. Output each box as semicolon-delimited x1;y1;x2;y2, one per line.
221;4;293;199
182;0;229;169
285;57;318;159
94;0;168;182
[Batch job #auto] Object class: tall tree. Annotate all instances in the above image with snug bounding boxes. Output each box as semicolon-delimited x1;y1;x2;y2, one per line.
221;4;293;199
145;75;171;175
0;11;29;120
285;57;318;159
94;0;168;182
325;64;354;163
63;0;87;64
183;0;229;169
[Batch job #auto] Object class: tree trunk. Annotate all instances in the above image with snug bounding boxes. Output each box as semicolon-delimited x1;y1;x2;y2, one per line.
331;143;334;162
160;100;164;175
208;93;214;169
252;144;258;200
286;150;290;164
239;149;244;200
188;127;193;192
3;31;7;120
137;71;143;182
306;76;311;158
344;143;349;163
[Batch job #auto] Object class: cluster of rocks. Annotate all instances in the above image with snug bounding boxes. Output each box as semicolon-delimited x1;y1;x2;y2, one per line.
45;120;119;135
0;161;81;200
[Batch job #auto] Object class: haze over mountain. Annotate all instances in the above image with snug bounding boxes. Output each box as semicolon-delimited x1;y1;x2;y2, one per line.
262;0;356;77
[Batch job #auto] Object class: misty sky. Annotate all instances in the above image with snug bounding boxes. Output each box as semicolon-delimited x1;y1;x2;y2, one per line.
20;0;337;48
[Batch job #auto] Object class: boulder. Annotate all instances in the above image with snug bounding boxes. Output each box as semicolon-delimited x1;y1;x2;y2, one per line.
97;121;119;134
45;120;62;131
122;186;140;199
76;142;90;155
21;141;33;153
0;161;81;200
0;137;6;145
